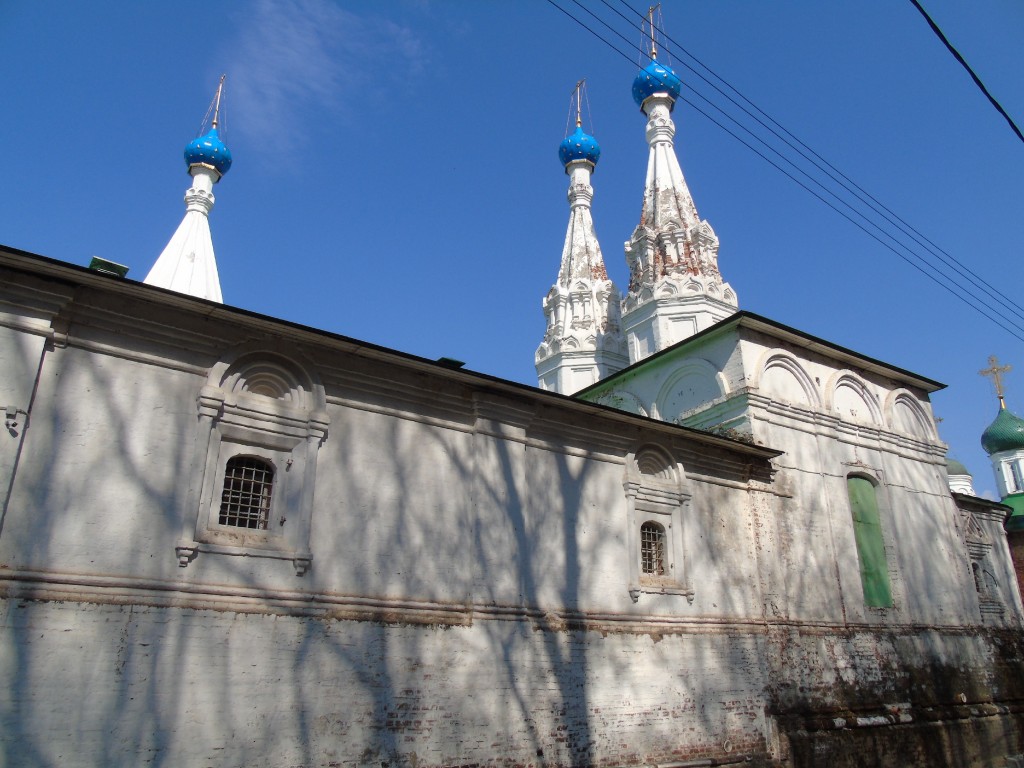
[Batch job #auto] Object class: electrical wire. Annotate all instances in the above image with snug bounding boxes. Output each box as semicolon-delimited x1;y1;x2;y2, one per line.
908;0;1024;145
608;0;1024;321
543;0;1024;342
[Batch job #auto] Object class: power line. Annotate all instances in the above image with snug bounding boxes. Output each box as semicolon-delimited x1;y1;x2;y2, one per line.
908;0;1024;145
676;91;1024;344
543;0;1024;342
564;0;1024;336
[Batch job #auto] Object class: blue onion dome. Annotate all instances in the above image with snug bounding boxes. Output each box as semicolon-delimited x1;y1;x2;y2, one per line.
981;407;1024;455
184;127;232;176
632;58;682;107
559;125;601;167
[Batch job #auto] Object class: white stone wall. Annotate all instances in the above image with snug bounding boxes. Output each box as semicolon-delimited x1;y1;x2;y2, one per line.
581;320;1021;630
729;330;982;627
2;260;1023;767
0;260;788;765
0;325;771;619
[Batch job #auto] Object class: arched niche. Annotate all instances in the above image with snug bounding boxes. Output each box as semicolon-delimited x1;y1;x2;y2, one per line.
826;371;882;425
207;341;325;414
634;445;679;483
884;390;936;440
753;350;821;409
658;282;679;298
655;358;725;423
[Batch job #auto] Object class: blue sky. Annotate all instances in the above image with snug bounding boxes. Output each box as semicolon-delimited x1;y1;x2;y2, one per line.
1;1;1022;497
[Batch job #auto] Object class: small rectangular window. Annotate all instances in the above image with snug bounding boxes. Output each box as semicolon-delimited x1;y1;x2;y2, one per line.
219;456;274;529
640;521;666;576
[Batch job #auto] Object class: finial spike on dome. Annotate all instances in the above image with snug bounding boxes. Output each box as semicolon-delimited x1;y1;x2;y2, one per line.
184;79;233;178
212;74;226;129
646;4;660;59
559;81;600;169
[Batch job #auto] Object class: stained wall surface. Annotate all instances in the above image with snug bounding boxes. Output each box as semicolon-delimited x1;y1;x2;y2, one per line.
1;255;1023;767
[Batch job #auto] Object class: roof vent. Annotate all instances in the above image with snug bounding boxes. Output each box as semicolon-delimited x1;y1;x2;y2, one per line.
88;257;129;278
437;357;465;369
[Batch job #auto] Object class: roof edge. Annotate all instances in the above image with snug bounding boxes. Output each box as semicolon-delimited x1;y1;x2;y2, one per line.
577;310;945;397
0;244;782;462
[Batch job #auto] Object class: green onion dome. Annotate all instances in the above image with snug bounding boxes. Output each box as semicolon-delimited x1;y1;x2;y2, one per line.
981;407;1024;455
945;457;971;477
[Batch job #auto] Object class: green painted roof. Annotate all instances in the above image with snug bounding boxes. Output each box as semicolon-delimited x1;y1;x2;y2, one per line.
574;311;945;400
981;407;1024;455
1001;493;1024;531
945;457;971;477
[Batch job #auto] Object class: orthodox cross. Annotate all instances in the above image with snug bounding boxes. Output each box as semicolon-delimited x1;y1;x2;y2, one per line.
980;355;1012;408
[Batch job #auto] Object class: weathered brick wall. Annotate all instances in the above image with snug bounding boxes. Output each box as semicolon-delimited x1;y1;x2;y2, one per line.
0;599;775;768
2;598;1023;767
768;626;1024;768
1009;531;1024;605
783;713;1024;768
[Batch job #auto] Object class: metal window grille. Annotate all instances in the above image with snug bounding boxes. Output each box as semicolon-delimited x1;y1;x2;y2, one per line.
219;456;273;529
640;521;666;576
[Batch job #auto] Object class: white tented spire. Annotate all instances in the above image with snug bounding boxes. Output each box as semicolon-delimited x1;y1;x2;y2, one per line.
621;50;738;363
144;168;223;302
536;83;627;394
144;77;232;303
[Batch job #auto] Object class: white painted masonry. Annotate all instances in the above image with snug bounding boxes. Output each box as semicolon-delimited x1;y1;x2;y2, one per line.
143;164;224;302
1;249;1023;767
581;314;1024;631
620;91;738;362
536;156;627;394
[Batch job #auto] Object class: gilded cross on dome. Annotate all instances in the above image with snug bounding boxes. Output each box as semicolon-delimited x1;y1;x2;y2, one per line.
980;355;1012;409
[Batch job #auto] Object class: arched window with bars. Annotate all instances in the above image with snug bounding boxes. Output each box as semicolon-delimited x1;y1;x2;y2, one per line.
640;521;666;576
219;456;275;530
624;445;692;602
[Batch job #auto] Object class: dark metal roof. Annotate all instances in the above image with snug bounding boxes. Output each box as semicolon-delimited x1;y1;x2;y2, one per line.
0;243;782;461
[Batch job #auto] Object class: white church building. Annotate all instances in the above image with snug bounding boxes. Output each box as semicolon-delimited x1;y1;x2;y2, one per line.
2;52;1023;768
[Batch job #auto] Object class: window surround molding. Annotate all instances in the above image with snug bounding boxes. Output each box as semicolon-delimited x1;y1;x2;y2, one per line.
625;445;693;603
176;344;329;575
958;503;1009;622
